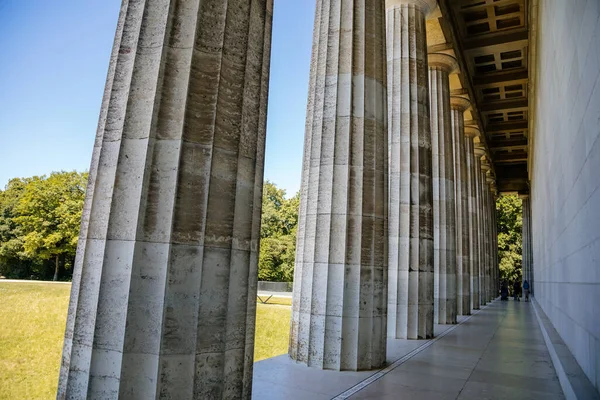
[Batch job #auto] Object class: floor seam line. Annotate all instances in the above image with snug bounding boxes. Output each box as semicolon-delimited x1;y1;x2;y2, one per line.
331;299;499;400
453;301;508;400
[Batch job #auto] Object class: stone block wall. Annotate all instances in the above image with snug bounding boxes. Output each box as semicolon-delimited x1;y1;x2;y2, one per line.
531;0;600;392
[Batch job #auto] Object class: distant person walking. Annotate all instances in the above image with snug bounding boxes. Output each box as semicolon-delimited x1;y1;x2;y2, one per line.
513;280;521;301
501;280;509;301
523;280;530;302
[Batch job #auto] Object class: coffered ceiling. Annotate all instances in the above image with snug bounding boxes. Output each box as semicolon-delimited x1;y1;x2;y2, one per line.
437;0;531;193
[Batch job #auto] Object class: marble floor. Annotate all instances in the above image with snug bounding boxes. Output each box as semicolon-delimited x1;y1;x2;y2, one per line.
252;299;565;400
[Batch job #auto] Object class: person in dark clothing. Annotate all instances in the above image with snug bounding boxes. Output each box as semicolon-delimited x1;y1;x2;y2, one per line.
513;280;521;301
523;280;530;301
501;281;509;300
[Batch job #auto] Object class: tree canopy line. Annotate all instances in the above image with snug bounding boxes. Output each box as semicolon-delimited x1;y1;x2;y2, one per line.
0;172;523;285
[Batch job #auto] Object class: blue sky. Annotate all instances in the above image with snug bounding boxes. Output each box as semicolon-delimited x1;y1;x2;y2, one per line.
0;1;315;197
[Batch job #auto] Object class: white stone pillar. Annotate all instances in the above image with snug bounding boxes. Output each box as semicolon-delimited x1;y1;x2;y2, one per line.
486;175;495;301
450;96;471;316
521;194;532;293
473;140;486;306
387;0;437;340
481;158;491;303
58;1;273;399
464;126;480;310
491;186;498;298
290;0;388;371
428;53;457;325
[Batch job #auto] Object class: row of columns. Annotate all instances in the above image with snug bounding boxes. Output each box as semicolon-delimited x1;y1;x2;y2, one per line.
58;0;501;398
291;0;500;369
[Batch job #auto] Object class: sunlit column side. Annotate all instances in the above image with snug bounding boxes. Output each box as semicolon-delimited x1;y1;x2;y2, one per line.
290;0;388;371
464;126;480;310
387;0;437;340
428;53;457;325
58;1;273;399
450;96;471;316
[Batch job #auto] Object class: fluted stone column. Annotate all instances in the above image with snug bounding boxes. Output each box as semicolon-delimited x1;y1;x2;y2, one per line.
489;185;497;299
521;194;532;293
290;0;388;371
428;54;457;325
464;126;480;310
450;96;471;316
473;140;486;306
486;175;495;301
481;158;491;303
58;1;273;399
387;0;437;340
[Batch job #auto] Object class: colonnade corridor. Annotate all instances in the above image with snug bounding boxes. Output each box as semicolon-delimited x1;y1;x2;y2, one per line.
253;299;565;399
56;0;600;397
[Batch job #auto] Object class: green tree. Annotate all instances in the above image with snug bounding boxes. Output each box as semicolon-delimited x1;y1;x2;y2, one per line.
13;172;87;280
0;178;30;277
258;182;299;282
496;194;522;287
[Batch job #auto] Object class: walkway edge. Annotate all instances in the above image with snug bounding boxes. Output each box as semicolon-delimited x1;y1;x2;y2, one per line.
331;300;498;400
531;298;600;400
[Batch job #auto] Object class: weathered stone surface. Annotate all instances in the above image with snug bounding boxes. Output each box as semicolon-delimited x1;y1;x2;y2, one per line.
429;54;457;325
387;0;434;340
480;158;491;303
450;96;471;316
289;0;388;371
464;126;480;310
473;141;485;307
521;195;532;292
58;1;273;398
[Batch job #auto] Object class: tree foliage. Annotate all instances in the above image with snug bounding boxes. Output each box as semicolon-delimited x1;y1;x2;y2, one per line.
258;181;299;282
496;194;522;286
0;171;87;280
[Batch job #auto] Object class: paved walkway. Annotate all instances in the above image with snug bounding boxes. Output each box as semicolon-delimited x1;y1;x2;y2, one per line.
253;299;565;399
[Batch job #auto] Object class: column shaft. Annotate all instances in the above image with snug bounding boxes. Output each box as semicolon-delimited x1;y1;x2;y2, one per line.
59;1;273;398
465;133;479;310
451;99;471;316
429;61;456;325
481;171;489;303
485;186;491;301
474;152;485;306
290;0;388;371
388;1;435;339
522;196;532;293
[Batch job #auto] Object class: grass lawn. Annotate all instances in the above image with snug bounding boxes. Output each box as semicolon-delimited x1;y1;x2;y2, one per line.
0;281;290;399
